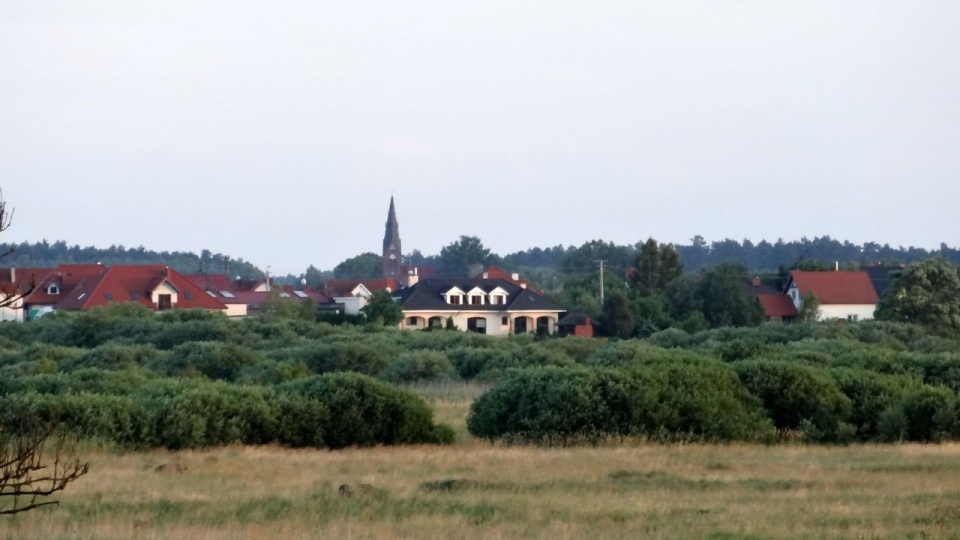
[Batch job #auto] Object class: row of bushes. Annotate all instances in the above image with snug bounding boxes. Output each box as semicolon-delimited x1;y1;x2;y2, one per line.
0;372;454;449
467;360;960;444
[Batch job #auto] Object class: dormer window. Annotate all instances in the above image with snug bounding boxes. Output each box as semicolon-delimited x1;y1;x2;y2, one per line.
443;286;466;306
47;284;60;295
488;287;509;306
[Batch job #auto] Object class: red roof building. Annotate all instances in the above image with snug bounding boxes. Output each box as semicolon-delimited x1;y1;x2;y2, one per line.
22;264;108;319
52;265;227;313
785;270;879;322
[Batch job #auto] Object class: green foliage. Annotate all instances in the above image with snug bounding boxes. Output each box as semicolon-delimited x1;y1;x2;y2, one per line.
601;292;635;338
696;263;764;328
734;361;852;441
439;236;495;277
875;258;960;335
378;351;458;383
277;373;451;448
157;341;267;382
797;291;821;322
333;252;383;279
361;290;404;326
467;363;773;444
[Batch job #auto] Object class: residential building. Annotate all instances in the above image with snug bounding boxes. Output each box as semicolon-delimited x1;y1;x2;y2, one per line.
51;265;227;314
784;270;879;322
0;267;52;321
394;278;565;335
22;264;107;320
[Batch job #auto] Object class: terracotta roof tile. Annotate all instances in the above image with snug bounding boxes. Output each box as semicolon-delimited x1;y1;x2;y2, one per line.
757;294;798;318
789;271;879;305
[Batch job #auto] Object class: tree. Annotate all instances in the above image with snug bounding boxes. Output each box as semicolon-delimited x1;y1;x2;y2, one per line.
797;291;821;322
696;263;763;328
333;253;383;279
600;291;635;338
0;191;27;310
629;238;684;296
439;236;494;277
360;290;403;326
875;259;960;335
1;421;89;515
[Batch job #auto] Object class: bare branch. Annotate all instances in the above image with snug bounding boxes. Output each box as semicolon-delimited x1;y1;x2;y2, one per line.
0;421;89;516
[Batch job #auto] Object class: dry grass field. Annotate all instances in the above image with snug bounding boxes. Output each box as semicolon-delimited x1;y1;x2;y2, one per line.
5;383;960;539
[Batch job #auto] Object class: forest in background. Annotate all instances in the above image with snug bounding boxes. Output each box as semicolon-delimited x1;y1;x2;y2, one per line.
4;235;957;287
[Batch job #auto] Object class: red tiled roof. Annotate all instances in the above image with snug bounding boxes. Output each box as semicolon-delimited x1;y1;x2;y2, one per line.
789;271;879;305
0;267;52;297
55;265;226;311
757;294;798;318
325;279;398;297
210;289;333;306
480;265;543;294
22;264;107;306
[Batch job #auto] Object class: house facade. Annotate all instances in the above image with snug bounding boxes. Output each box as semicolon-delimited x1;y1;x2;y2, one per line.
0;267;52;321
785;270;879;322
394;278;565;335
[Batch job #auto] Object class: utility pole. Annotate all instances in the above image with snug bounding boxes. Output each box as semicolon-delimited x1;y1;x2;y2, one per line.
596;259;607;305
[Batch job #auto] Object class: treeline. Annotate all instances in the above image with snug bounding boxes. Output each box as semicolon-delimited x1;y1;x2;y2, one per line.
0;241;262;278
500;236;956;275
3;304;960;447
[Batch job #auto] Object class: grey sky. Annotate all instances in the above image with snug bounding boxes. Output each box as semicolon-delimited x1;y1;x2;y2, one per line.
2;2;958;275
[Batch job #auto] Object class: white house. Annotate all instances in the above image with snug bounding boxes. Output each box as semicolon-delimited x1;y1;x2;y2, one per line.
394;278;565;336
785;270;879;322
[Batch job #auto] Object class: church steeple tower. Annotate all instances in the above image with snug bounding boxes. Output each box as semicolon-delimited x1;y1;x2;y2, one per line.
382;197;402;279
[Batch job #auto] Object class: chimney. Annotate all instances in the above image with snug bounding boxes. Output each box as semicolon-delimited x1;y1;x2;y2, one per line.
482;272;489;279
835;261;839;271
511;272;520;281
10;267;14;283
407;269;419;287
752;276;761;287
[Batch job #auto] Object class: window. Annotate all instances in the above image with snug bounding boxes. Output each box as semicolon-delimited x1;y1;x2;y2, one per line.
491;295;505;305
47;284;60;295
184;291;193;300
847;314;859;322
407;317;418;326
158;294;172;310
130;291;140;300
449;295;461;305
470;295;483;305
104;292;112;300
502;316;509;326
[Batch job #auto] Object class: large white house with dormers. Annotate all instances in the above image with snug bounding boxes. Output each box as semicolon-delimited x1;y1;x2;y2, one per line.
394;278;565;336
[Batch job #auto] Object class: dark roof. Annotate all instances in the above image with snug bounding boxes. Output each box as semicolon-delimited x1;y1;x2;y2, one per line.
862;265;905;298
558;313;592;326
395;278;565;312
383;196;401;253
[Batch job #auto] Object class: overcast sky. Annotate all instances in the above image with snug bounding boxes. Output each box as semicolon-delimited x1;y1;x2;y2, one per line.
2;2;958;274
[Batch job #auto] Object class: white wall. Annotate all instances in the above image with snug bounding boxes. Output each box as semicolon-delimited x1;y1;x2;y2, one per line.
336;296;367;315
400;310;560;336
818;304;876;322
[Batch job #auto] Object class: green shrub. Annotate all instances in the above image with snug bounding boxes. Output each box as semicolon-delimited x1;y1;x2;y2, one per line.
378;351;458;383
735;361;852;441
277;373;450;448
154;341;266;382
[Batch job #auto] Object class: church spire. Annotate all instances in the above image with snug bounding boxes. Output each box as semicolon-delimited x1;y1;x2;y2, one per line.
382;197;402;278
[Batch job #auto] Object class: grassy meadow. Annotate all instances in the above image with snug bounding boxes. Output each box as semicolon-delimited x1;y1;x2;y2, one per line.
6;384;960;539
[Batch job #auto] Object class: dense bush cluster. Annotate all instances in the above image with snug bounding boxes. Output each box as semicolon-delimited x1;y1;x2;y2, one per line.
4;304;960;447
